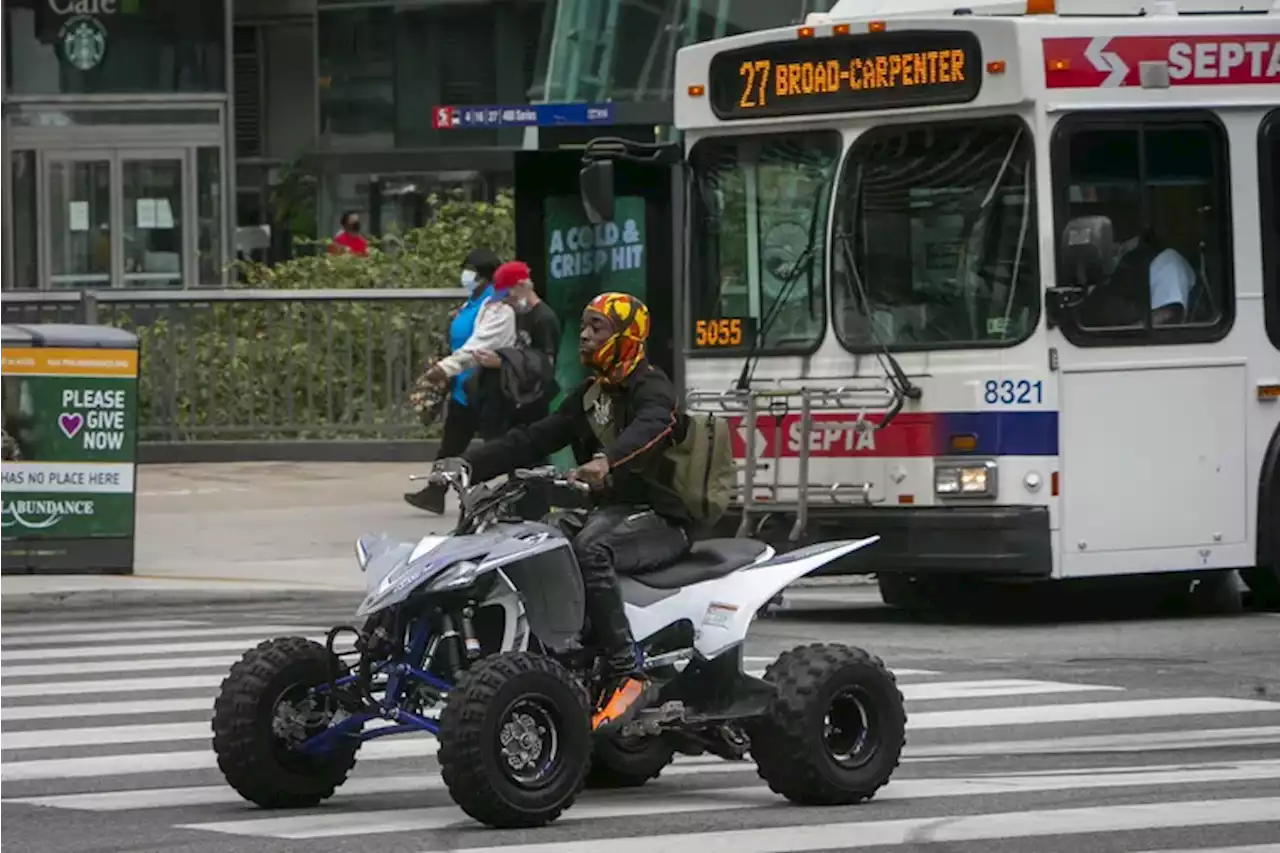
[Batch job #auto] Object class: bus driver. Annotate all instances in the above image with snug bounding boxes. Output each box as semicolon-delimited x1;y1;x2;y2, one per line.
1063;213;1198;328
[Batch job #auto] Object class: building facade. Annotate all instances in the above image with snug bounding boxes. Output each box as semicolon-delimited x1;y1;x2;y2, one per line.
3;0;837;289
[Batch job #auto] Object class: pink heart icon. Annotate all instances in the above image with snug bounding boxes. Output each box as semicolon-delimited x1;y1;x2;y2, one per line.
59;412;84;440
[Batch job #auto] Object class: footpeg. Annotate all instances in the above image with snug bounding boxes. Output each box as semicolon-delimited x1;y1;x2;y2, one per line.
619;700;685;738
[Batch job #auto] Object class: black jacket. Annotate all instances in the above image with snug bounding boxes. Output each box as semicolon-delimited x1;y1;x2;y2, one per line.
494;346;554;410
463;359;690;525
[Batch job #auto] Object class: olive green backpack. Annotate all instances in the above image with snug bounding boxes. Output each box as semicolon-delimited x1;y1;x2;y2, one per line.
582;380;735;528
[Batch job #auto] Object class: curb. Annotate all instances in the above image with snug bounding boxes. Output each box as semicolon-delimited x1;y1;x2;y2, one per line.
1;588;363;615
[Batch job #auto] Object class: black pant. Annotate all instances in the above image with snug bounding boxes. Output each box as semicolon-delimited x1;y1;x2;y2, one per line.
550;505;690;676
434;393;507;462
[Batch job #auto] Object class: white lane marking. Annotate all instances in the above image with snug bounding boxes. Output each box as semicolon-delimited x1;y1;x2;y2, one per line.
910;697;1280;729
910;725;1280;758
0;620;205;637
414;797;1280;853
15;758;1280;816
2;625;326;649
1;637;331;662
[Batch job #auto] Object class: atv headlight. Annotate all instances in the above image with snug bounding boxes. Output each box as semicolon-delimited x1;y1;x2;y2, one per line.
429;559;484;591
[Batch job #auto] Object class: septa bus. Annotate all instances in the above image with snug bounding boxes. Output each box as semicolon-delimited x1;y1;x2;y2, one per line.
574;0;1280;611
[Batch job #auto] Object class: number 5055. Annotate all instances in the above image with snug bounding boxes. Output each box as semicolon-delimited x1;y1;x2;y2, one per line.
695;318;743;347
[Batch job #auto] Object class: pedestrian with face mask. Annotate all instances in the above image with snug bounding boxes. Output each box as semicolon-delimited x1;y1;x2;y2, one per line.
328;211;368;256
471;261;561;427
404;248;508;514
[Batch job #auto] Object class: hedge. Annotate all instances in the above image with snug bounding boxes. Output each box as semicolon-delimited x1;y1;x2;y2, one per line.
112;191;516;442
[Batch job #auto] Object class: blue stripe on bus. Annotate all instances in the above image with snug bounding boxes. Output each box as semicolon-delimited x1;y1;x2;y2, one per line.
937;410;1059;456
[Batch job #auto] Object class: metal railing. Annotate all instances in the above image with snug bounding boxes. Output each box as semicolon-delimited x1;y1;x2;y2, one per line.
2;289;467;442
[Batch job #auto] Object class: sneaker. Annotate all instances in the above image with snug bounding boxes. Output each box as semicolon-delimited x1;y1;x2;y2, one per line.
403;486;446;514
591;675;656;734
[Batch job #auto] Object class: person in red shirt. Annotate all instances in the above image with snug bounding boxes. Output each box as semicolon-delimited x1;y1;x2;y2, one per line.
329;211;368;256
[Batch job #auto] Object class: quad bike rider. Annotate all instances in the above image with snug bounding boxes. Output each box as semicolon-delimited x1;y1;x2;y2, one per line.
438;291;690;735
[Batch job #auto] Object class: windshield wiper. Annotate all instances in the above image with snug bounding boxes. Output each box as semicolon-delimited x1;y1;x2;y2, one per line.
734;240;818;391
835;162;921;402
835;231;921;402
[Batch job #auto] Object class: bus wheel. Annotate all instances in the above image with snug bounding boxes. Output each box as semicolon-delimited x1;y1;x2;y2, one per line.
1241;568;1280;611
1184;571;1243;615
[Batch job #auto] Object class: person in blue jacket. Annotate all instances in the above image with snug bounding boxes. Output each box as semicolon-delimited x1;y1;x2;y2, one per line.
405;248;504;513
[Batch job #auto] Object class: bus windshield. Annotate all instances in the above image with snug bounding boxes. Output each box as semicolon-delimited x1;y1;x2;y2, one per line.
688;131;842;354
832;118;1039;351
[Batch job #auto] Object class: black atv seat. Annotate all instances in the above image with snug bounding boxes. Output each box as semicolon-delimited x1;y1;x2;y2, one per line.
630;538;771;589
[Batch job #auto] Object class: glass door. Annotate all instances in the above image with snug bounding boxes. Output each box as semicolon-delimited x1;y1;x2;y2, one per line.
121;152;186;289
39;148;197;289
45;152;113;290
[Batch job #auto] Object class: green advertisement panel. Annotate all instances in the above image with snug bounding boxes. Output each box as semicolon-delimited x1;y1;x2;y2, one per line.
2;336;139;572
543;195;647;469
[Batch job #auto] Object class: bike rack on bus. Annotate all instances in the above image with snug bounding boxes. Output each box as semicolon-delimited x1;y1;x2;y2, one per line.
686;379;904;543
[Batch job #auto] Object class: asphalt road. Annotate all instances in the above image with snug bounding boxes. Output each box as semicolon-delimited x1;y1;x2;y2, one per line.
3;589;1279;853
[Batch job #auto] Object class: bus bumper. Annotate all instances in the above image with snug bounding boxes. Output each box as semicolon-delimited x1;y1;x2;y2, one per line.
716;505;1052;578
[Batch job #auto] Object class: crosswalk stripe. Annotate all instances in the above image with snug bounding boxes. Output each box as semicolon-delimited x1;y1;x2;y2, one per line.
0;636;332;662
1127;846;1280;853
0;619;208;637
1;760;739;811
1;655;261;678
2;697;217;721
413;797;1280;853
7;711;1278;784
1;674;226;699
15;690;1175;750
0;625;327;648
907;725;1280;757
183;788;777;838
908;696;1280;729
0;735;441;782
26;758;1280;821
0;679;1123;721
894;678;1123;700
4;721;230;750
0;657;932;680
3;716;441;750
185;763;1280;839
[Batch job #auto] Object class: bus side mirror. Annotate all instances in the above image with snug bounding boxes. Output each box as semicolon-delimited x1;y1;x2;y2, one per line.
579;160;614;226
1044;285;1085;329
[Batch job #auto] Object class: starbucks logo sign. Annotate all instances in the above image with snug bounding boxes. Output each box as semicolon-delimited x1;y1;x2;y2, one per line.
58;15;108;72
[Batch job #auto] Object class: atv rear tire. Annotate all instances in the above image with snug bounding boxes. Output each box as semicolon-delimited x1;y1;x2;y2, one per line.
437;652;592;829
750;642;906;806
585;734;676;789
211;637;361;809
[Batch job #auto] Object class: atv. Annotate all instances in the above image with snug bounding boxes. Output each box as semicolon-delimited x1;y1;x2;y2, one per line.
210;464;907;829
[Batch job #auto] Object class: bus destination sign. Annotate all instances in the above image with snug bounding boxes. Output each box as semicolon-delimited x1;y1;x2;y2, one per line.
707;30;983;120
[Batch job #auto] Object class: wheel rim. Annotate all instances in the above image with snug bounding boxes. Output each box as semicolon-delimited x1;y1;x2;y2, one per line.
823;685;878;770
496;695;562;788
268;683;338;768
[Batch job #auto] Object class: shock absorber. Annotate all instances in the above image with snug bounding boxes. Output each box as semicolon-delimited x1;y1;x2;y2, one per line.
460;605;482;661
437;612;465;680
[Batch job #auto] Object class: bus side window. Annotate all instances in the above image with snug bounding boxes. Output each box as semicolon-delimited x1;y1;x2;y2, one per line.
1053;113;1234;344
1262;109;1280;352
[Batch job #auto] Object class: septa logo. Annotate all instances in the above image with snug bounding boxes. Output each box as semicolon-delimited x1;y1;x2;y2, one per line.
432;106;459;130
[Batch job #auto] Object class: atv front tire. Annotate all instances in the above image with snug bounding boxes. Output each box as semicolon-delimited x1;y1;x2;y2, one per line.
585;734;676;789
437;652;592;828
211;637;361;809
750;642;906;806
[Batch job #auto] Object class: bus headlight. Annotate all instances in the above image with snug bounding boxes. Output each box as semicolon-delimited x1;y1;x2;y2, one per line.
935;459;997;498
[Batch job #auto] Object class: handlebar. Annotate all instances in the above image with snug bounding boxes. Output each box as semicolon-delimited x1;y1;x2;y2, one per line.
408;464;591;494
513;466;592;494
